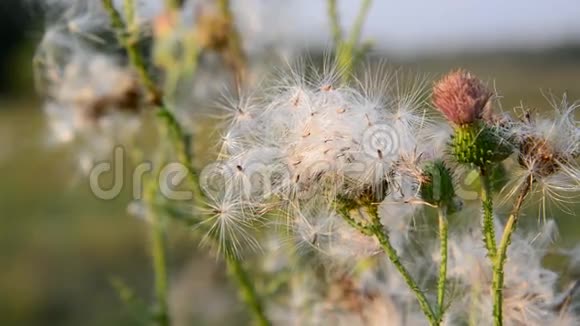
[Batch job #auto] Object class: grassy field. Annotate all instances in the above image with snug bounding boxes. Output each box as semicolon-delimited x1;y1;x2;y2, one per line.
1;50;579;325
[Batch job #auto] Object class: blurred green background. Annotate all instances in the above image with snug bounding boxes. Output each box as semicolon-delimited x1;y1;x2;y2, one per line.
1;1;579;325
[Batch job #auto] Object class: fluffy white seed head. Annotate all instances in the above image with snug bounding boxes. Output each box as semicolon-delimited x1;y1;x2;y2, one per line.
503;95;580;216
216;62;432;204
204;61;437;265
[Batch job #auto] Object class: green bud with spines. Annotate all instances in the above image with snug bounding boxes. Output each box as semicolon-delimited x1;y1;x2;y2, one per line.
451;123;512;167
432;70;514;167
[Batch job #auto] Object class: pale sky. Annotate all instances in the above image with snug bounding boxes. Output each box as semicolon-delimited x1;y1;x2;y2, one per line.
135;0;580;56
244;0;580;56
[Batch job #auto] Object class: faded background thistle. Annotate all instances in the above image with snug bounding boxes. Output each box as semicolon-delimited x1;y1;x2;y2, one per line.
1;1;580;325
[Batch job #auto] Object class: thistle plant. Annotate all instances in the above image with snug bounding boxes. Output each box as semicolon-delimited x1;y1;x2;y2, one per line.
433;70;511;261
433;70;579;325
33;1;580;325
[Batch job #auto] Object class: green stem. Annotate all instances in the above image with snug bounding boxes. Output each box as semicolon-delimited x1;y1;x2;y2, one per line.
369;224;437;325
163;208;270;326
123;0;136;36
164;0;180;10
102;0;200;197
329;0;373;83
101;2;268;324
480;167;497;259
348;0;373;47
492;177;532;326
157;108;202;200
327;0;342;45
338;204;438;325
336;202;373;236
102;0;161;104
437;206;448;321
226;255;271;326
144;155;170;326
150;211;170;326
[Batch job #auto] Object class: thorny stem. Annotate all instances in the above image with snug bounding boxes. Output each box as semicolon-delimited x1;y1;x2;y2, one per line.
157;108;202;200
150;210;170;326
492;177;532;326
367;206;438;325
163;209;270;326
337;203;438;325
101;2;269;325
226;255;271;326
480;167;497;259
104;0;199;196
162;205;270;326
336;202;373;236
102;0;161;105
144;157;170;326
108;1;169;324
437;206;449;321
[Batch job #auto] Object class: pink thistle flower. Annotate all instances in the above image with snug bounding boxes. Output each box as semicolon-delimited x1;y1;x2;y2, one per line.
432;70;492;125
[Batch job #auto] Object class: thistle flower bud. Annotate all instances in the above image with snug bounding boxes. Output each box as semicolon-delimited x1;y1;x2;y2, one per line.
433;70;513;166
451;124;512;166
432;70;492;126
